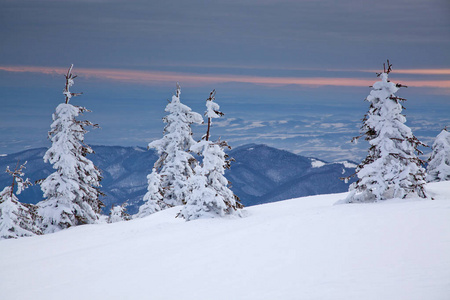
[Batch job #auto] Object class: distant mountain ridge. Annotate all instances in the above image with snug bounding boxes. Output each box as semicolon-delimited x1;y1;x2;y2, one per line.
227;144;356;206
0;144;356;214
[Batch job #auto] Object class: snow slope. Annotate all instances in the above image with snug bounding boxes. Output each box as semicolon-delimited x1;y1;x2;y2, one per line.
1;182;449;300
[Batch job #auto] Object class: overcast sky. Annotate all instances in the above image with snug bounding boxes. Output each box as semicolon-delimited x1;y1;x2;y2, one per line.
1;0;449;161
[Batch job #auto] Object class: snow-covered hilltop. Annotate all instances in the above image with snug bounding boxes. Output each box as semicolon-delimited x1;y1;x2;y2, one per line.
1;181;449;300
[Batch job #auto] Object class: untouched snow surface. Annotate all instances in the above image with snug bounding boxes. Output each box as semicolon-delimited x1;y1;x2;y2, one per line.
1;182;450;300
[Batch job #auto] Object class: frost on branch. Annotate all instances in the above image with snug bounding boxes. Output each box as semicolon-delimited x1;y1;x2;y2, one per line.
5;161;32;195
147;84;203;208
63;64;82;104
427;127;450;182
0;161;42;239
203;89;223;142
180;90;243;221
344;61;427;203
38;65;104;233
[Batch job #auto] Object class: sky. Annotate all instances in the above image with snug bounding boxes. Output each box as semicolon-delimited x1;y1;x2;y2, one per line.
0;0;449;162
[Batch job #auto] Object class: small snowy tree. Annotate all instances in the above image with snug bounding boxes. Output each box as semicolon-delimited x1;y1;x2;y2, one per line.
344;61;427;203
0;161;42;239
148;84;203;207
135;168;165;218
108;203;131;223
180;90;243;221
427;128;450;182
38;65;104;233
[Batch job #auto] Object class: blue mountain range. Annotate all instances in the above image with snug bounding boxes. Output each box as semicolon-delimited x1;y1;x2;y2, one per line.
0;144;357;214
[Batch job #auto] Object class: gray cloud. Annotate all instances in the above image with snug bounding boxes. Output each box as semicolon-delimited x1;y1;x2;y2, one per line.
1;0;449;69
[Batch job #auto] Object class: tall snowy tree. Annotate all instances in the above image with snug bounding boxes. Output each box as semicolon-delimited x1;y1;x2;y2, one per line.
180;90;243;221
0;161;42;239
427;127;450;182
148;84;203;207
344;61;427;203
38;65;104;233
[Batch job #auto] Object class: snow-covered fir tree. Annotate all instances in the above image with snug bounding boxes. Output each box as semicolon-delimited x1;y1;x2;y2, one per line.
345;61;427;203
148;84;203;207
135;168;164;218
38;65;104;233
108;203;131;223
427;128;450;182
180;90;243;221
0;161;42;239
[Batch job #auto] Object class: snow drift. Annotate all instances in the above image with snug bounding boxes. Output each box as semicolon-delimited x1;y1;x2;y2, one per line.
0;182;449;300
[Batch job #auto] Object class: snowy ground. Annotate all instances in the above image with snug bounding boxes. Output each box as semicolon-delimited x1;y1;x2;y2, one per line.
1;182;450;300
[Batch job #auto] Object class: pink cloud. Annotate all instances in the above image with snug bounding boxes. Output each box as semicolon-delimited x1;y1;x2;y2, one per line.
1;65;449;89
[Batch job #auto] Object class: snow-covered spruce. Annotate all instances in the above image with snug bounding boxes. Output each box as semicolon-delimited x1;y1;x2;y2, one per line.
0;162;42;239
345;61;427;202
180;91;242;221
427;128;450;182
147;84;203;208
135;168;165;218
180;141;242;220
38;65;104;233
108;203;131;223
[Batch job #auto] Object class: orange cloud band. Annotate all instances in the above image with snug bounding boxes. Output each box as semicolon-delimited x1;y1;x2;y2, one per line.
1;65;449;89
370;69;450;75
